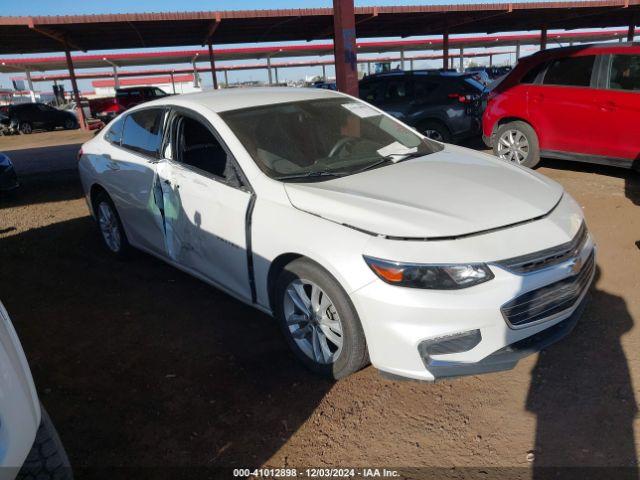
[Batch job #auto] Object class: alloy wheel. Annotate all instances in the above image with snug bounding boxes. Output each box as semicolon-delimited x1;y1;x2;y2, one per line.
283;278;344;364
97;201;122;253
20;122;32;134
497;129;530;164
424;129;444;142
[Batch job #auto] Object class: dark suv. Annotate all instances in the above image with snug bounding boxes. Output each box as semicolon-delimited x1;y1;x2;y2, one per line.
358;71;486;143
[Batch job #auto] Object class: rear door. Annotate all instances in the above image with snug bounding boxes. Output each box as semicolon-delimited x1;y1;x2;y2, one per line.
527;54;598;154
105;107;168;255
588;52;640;162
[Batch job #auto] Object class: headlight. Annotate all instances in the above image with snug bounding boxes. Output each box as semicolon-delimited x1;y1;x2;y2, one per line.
363;256;494;290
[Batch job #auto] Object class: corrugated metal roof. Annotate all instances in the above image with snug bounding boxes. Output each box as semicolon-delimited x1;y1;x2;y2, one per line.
0;1;638;54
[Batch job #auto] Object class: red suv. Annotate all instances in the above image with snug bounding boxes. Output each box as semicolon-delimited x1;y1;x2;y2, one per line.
483;43;640;169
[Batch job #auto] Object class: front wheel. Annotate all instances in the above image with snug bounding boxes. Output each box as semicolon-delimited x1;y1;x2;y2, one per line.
63;118;77;130
274;258;369;380
494;121;540;168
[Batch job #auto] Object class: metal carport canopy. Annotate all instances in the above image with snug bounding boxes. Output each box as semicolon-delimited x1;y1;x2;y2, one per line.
0;1;639;55
0;29;630;74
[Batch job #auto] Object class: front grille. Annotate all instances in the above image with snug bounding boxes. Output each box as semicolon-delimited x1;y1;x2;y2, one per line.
496;222;588;274
501;250;595;327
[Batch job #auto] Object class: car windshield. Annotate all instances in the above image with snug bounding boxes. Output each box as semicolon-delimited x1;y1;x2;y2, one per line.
220;97;443;181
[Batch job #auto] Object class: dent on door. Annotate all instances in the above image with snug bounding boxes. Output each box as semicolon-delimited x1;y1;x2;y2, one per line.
152;161;189;262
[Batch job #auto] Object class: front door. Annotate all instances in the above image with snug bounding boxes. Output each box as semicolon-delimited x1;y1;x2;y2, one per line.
155;110;253;301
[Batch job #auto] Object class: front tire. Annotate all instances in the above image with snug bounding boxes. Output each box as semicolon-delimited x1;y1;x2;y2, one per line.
93;191;130;258
494;121;540;168
63;118;77;130
274;258;369;380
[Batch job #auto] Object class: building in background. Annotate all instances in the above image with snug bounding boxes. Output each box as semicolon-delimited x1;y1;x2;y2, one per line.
91;74;200;97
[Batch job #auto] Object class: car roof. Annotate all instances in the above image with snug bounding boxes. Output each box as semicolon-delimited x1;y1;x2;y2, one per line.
362;70;469;80
139;87;346;113
526;41;640;60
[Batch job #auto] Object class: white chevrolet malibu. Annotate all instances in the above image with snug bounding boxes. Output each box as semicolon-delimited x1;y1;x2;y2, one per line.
78;88;595;381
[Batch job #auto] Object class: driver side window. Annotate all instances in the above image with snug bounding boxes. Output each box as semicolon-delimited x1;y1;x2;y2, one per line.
173;114;239;185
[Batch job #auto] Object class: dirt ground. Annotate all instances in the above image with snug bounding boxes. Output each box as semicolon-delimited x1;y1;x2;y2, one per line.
0;131;639;479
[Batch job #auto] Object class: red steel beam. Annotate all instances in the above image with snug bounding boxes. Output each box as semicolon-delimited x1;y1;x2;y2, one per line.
208;42;219;90
443;31;449;70
333;0;358;96
540;27;548;50
64;47;87;130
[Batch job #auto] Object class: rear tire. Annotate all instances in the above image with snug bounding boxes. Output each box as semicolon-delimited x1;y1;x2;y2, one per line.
494;121;540;168
93;191;130;258
17;407;73;480
19;122;32;134
274;258;369;380
418;120;451;143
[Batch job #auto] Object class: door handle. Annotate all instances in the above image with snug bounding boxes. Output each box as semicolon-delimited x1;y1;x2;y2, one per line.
599;101;616;112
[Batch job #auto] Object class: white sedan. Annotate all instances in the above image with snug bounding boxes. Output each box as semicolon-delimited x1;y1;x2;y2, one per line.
78;88;595;381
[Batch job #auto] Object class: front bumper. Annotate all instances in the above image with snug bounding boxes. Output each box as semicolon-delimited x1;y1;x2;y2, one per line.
351;235;595;382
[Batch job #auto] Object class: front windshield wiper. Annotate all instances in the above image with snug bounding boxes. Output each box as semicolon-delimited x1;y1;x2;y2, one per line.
274;170;343;181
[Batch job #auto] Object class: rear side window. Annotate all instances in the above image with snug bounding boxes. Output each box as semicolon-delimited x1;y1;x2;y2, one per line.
521;61;548;84
383;78;410;100
414;78;439;98
121;108;165;157
104;116;125;145
543;55;596;87
359;81;382;103
609;54;640;91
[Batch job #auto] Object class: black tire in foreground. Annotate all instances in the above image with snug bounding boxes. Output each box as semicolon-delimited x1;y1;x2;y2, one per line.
493;120;540;168
93;190;131;259
274;258;369;380
17;407;73;480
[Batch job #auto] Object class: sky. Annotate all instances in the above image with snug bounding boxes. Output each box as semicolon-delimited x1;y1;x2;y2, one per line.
0;0;586;93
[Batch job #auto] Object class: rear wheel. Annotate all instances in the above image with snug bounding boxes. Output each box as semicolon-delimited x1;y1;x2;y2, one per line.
418;120;451;143
494;121;540;168
274;258;369;380
19;122;32;134
93;191;130;258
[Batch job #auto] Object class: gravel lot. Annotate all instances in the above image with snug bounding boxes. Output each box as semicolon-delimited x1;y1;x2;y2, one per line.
1;130;639;478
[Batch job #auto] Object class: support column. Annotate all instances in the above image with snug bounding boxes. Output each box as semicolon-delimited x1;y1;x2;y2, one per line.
275;67;279;85
208;41;219;90
112;66;119;89
410;58;414;71
400;48;405;71
224;70;229;87
442;31;449;70
367;62;371;75
170;72;176;94
459;48;464;73
267;56;273;85
322;64;327;82
25;69;36;102
515;41;521;61
628;24;636;42
332;0;358;96
489;54;493;67
540;27;548;51
64;47;87;130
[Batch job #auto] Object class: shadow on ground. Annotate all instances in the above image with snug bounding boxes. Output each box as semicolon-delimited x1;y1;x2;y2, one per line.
0;201;331;477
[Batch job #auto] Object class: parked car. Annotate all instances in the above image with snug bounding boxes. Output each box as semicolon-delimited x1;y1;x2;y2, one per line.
7;103;78;134
0;112;19;136
89;86;168;124
483;43;640;168
464;67;492;85
0;302;72;479
78;88;595;382
0;153;19;192
358;71;486;143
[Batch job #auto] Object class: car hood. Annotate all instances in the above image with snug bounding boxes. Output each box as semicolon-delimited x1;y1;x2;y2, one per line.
284;145;564;239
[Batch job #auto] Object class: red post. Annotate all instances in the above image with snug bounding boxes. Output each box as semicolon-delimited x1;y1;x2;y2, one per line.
628;24;636;42
540;27;548;51
332;0;358;96
208;41;218;90
64;47;87;130
443;31;449;70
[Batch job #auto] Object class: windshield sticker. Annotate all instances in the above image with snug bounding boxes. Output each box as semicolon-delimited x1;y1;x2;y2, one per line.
376;141;417;158
341;102;381;119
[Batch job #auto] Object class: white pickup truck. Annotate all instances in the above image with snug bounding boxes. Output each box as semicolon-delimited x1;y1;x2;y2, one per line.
0;302;72;480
